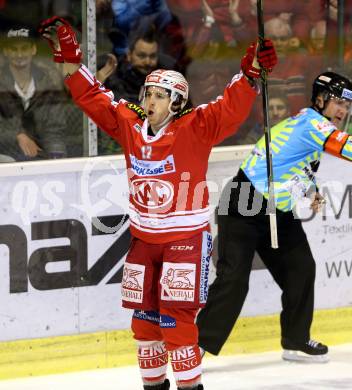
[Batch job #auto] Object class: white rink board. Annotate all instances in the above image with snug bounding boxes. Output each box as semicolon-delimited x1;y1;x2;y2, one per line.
0;157;133;341
0;150;352;342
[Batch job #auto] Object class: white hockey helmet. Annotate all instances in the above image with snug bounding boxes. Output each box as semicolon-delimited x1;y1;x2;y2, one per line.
142;69;189;114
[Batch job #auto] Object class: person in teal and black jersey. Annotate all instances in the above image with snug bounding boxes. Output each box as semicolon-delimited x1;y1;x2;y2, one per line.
197;71;352;363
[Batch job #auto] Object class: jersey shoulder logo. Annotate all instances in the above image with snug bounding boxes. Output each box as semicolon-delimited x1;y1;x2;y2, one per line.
175;108;193;119
126;103;147;120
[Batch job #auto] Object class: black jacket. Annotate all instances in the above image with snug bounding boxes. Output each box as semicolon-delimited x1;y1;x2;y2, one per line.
104;54;176;104
105;61;146;104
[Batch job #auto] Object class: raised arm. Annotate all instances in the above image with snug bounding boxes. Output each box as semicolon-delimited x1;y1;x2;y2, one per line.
193;39;277;146
38;17;123;141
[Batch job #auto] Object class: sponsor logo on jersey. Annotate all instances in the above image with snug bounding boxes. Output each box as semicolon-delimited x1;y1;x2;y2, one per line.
282;173;310;200
342;88;352;100
160;262;196;302
133;123;142;133
126;103;147;120
121;263;145;303
170;245;194;251
131;178;174;209
291;108;306;119
251;146;264;158
170;346;199;371
133;310;160;324
200;232;212;304
160;314;177;328
312;119;335;134
335;130;348;142
130;154;176;176
138;342;168;368
175;108;193;119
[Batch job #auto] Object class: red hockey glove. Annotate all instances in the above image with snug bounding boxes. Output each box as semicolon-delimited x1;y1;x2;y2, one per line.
57;24;82;63
257;39;277;72
241;39;277;79
38;16;69;62
38;16;82;64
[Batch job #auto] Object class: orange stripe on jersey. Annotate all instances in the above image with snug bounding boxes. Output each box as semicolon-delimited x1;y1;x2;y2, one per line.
324;130;349;157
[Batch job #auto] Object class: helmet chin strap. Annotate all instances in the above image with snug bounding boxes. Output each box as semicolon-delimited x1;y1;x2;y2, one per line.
312;93;331;120
155;112;174;130
147;96;185;133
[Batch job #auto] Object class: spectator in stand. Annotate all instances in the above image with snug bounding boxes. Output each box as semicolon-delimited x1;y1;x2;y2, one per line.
197;0;243;49
167;0;242;58
309;20;327;55
223;88;290;145
98;25;176;155
223;1;325;50
0;25;67;161
104;25;175;104
323;0;352;69
226;0;256;47
227;15;307;145
268;89;290;126
40;0;70;19
306;20;327;87
109;0;172;59
166;0;204;50
109;0;188;70
265;17;308;115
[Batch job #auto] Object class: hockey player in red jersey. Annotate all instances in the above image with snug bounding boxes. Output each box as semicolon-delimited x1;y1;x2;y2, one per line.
38;17;277;390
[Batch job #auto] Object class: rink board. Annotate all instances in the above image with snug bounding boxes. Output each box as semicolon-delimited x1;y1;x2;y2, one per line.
1;147;352;379
0;307;351;380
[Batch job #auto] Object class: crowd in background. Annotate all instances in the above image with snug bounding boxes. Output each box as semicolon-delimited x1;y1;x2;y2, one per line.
0;0;352;161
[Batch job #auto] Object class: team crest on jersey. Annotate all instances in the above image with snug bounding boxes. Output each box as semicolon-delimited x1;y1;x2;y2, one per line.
121;263;145;303
130;154;176;176
126;103;147;120
131;178;174;209
160;262;196;302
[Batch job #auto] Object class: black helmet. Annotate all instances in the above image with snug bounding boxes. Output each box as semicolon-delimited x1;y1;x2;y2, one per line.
311;71;352;104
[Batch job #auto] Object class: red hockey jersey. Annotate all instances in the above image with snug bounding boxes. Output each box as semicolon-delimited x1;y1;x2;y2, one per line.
66;65;256;243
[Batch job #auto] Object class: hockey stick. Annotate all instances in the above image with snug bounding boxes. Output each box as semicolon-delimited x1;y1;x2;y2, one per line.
256;0;278;248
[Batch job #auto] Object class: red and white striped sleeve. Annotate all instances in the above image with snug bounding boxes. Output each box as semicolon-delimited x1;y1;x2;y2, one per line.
192;72;258;146
65;64;125;144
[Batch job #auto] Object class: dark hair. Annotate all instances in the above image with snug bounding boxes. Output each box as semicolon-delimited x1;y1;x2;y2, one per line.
128;23;158;52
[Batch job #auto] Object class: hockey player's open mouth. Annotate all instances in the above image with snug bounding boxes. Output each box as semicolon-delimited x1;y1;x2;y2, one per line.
334;115;343;124
148;109;154;116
